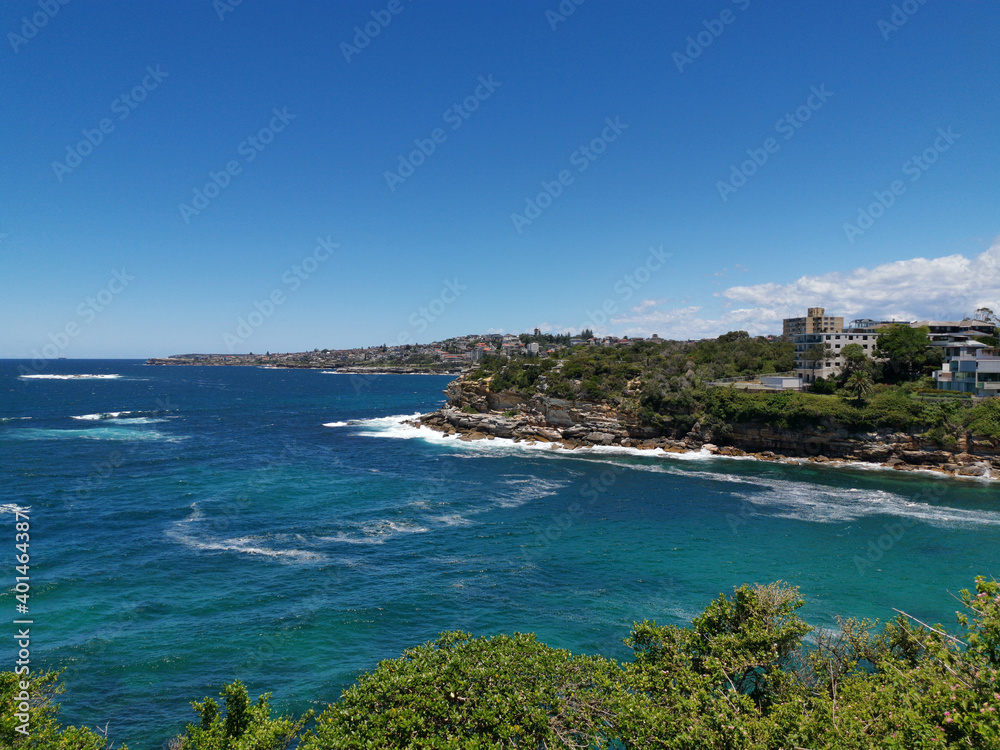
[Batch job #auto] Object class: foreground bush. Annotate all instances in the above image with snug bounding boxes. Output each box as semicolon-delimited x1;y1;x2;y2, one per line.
0;670;124;749
4;578;999;748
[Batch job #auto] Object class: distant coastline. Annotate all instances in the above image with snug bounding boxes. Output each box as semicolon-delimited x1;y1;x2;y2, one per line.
145;354;466;376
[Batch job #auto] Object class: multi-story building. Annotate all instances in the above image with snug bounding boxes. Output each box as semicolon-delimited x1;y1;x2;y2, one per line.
935;353;1000;396
793;331;879;384
913;319;997;339
782;307;844;338
933;337;1000;396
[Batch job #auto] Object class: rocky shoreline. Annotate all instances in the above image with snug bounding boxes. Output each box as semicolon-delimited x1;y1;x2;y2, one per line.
412;380;1000;482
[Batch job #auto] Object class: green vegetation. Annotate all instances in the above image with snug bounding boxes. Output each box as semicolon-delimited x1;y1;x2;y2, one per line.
175;680;310;750
875;324;945;383
466;333;1000;442
1;670;125;749
470;333;795;404
518;332;572;347
6;578;1000;748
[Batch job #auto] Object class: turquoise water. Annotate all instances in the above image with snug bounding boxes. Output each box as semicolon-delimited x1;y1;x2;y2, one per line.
2;360;998;747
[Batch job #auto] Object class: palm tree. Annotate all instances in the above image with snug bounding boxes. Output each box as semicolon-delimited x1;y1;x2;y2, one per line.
845;371;873;405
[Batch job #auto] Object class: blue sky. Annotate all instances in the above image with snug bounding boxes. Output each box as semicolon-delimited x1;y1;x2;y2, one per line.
2;0;999;358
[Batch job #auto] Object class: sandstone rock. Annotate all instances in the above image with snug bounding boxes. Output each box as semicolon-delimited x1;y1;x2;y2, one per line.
432;379;1000;482
585;431;616;445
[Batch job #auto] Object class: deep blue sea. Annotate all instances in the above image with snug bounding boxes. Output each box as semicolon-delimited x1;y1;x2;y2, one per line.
2;360;999;747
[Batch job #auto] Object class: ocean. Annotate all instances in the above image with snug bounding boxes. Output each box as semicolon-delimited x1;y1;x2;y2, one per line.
2;359;998;747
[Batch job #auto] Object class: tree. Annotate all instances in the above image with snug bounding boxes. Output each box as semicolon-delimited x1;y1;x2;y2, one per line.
800;343;834;372
838;343;871;382
717;330;751;343
7;578;1000;749
809;375;838;394
874;324;941;382
172;680;310;750
845;371;874;405
973;306;999;324
298;632;620;749
0;670;123;749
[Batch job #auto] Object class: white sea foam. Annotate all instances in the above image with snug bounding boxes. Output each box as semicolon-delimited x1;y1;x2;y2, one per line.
429;514;475;527
493;476;568;508
0;417;31;423
168;531;326;563
743;480;1000;527
331;413;428;436
168;504;326;563
322;421;352;427
610;461;1000;527
315;519;433;546
13;427;180;442
356;414;1000;529
20;374;121;380
318;532;387;545
346;415;715;462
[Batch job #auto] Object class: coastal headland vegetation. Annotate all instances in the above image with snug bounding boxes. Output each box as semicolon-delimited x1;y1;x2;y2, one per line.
464;329;1000;447
4;577;999;748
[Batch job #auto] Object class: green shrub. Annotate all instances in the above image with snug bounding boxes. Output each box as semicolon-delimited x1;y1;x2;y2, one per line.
8;578;1000;749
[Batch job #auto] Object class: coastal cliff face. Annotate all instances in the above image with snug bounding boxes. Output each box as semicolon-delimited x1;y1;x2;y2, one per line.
416;379;1000;480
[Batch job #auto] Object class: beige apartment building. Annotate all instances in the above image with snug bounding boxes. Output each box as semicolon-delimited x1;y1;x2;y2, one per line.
782;307;844;338
783;307;870;384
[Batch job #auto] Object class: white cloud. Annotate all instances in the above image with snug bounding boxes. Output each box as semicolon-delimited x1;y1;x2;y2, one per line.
629;298;670;313
611;242;1000;339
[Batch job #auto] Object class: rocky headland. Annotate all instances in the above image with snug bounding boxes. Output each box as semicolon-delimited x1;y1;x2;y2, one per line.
413;378;1000;481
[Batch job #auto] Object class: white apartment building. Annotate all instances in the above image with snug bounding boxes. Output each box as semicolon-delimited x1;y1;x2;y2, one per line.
794;331;879;384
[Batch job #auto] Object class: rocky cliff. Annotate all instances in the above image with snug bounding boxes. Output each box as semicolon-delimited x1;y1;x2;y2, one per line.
414;379;1000;481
